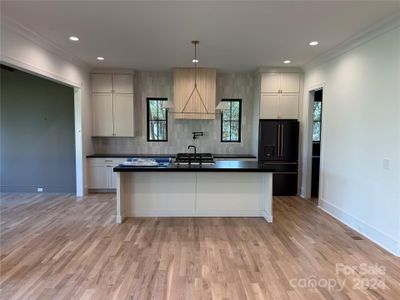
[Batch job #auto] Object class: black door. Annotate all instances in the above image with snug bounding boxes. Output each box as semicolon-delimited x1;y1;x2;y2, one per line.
279;120;299;161
258;120;279;161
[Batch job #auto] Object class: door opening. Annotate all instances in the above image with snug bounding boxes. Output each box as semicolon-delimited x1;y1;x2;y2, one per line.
311;89;323;200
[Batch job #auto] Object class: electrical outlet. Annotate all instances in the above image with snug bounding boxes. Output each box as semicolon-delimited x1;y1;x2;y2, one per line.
382;159;390;170
37;187;44;192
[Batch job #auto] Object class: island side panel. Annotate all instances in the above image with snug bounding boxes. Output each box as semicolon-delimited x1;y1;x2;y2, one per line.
263;173;273;222
123;172;196;217
195;172;267;217
115;172;125;224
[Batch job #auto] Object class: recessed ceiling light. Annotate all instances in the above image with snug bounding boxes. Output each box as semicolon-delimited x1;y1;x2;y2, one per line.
192;59;199;63
97;57;105;61
309;41;319;46
283;60;291;64
69;36;79;41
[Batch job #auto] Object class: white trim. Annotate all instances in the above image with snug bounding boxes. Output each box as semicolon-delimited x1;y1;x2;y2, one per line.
258;67;303;73
127;210;265;217
263;210;273;223
319;198;400;257
1;55;81;88
74;88;84;196
2;15;89;70
301;82;325;199
303;12;400;71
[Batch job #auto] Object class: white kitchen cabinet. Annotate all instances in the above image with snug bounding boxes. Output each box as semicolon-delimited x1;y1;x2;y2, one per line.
261;73;280;93
260;93;299;119
279;94;299;119
113;93;134;136
260;94;279;119
260;71;301;119
91;72;135;137
92;74;113;93
87;158;126;190
261;72;300;94
87;164;108;189
280;73;300;93
113;74;133;93
93;93;114;136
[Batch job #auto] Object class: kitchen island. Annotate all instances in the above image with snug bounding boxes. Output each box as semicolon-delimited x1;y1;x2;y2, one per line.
113;160;274;224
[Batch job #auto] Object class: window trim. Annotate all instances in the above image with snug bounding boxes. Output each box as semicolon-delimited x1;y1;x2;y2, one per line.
147;97;168;142
220;99;242;143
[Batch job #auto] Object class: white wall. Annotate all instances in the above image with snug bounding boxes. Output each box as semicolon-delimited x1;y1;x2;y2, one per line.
0;17;92;196
302;26;400;255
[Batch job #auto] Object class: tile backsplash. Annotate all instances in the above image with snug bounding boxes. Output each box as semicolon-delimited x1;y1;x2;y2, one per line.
92;71;258;155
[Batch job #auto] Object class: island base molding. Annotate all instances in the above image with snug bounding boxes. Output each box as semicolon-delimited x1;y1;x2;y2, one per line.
116;172;273;223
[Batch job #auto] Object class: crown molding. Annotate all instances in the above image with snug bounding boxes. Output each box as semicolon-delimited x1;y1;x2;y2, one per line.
1;15;90;71
258;67;303;73
303;12;400;72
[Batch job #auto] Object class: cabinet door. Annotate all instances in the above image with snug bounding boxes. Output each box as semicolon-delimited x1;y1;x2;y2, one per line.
87;164;108;189
113;74;133;93
279;94;299;119
280;73;300;93
108;165;120;189
261;73;280;93
260;94;279;119
113;93;134;137
93;93;114;136
92;74;112;93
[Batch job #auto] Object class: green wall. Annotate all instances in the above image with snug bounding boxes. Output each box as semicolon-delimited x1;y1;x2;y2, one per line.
1;66;76;193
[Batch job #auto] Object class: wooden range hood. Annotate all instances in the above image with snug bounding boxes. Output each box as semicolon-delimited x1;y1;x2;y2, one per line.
173;67;216;120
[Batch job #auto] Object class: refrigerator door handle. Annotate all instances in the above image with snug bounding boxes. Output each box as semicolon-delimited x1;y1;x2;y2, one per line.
280;124;284;157
277;124;281;157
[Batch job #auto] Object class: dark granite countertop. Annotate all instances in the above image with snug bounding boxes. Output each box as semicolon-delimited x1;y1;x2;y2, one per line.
87;153;256;159
114;160;272;173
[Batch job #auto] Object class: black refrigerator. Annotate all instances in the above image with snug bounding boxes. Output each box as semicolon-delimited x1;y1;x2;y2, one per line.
258;120;299;196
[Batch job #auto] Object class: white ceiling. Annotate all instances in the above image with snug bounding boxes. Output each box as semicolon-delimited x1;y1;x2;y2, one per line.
2;1;400;71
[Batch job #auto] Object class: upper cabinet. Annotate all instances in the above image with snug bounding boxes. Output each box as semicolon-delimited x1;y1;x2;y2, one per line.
173;68;216;120
91;72;135;137
260;71;302;120
261;72;300;94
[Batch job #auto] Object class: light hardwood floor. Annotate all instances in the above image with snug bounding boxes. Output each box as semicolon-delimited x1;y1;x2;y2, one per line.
0;193;399;300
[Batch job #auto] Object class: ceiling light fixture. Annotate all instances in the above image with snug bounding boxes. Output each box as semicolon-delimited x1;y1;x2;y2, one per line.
284;60;291;64
97;56;105;61
69;36;79;41
309;41;319;46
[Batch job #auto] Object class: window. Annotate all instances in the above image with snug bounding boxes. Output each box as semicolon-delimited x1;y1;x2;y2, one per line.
221;99;242;142
312;90;323;142
147;98;168;142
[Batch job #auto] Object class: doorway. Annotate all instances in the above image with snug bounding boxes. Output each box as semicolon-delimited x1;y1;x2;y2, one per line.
310;89;323;200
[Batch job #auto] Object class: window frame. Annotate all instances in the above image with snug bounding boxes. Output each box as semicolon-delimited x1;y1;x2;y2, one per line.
220;99;242;143
146;97;168;142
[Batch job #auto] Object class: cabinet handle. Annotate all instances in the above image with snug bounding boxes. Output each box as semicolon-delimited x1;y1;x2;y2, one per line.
105;160;113;162
280;124;285;157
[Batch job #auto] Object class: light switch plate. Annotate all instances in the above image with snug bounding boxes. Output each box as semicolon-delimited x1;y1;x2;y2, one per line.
382;159;390;170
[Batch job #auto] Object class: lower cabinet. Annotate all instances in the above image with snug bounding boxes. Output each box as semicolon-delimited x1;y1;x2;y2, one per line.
87;158;126;190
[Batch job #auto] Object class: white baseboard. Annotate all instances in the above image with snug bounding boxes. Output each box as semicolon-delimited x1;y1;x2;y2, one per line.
126;210;265;218
319;198;399;256
263;210;273;223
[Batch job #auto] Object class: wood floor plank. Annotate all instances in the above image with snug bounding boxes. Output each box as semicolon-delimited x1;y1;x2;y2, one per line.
0;193;399;299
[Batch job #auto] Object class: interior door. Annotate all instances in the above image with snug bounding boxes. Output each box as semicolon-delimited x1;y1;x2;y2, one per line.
113;93;134;137
258;120;279;161
279;120;299;161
